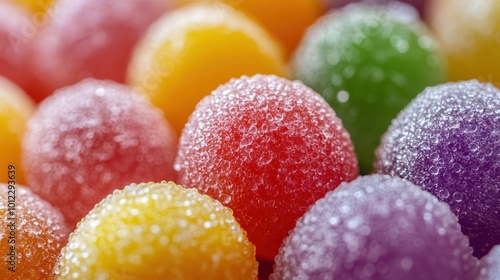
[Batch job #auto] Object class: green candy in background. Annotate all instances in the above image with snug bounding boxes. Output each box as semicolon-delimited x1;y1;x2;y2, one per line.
293;3;446;174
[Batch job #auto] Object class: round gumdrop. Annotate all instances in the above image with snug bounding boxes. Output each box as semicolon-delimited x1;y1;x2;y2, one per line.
172;0;325;56
127;3;287;136
322;0;428;18
30;0;169;101
375;80;500;258
175;74;358;260
0;1;36;95
428;0;500;87
478;245;500;280
0;184;69;279
271;175;479;280
55;181;257;279
22;79;177;226
293;3;446;174
0;77;35;185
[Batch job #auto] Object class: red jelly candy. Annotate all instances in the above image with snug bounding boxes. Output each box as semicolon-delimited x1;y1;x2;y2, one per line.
30;0;169;101
22;79;177;226
175;75;358;260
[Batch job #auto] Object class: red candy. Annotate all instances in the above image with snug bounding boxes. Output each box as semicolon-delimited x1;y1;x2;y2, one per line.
0;1;35;95
176;75;358;260
22;79;177;226
30;0;169;101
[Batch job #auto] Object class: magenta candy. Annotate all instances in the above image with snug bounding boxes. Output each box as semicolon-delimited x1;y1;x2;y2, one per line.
376;80;500;258
22;79;177;226
271;174;479;280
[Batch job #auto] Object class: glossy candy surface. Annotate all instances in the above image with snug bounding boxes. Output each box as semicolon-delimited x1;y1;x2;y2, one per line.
429;0;500;87
0;77;35;184
271;175;479;280
31;0;169;101
0;184;69;280
56;181;257;279
293;3;446;173
22;79;177;226
376;80;500;258
128;3;287;135
176;75;358;260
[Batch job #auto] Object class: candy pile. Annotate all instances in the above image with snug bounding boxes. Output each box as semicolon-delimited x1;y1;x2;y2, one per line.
0;0;499;279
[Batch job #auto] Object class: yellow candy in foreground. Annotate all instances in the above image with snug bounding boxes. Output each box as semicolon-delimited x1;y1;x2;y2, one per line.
56;181;257;280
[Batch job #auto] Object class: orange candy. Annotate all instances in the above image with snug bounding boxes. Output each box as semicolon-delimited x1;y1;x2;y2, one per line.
173;0;325;56
127;3;287;135
0;184;69;280
0;77;35;185
7;0;53;13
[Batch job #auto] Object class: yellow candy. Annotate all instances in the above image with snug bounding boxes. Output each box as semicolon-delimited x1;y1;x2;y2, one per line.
429;0;500;86
127;3;287;135
0;77;35;185
173;0;325;56
56;181;258;279
7;0;52;13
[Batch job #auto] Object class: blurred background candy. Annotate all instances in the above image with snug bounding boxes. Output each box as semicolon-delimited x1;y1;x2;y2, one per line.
0;1;37;97
176;75;358;260
322;0;428;18
272;175;479;280
29;0;169;102
0;77;35;185
128;3;286;136
56;181;257;279
428;0;500;87
172;0;325;56
293;3;446;174
0;185;69;280
6;0;53;14
22;79;178;226
376;80;500;258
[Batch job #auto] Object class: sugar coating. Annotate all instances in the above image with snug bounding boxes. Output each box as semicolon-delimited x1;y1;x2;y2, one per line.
375;80;500;258
55;181;257;279
175;74;358;260
271;175;479;280
31;0;169;100
22;79;177;226
0;184;69;280
293;2;446;174
127;3;286;135
478;245;500;280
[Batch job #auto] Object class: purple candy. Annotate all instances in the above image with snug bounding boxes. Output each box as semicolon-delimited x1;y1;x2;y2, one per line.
271;174;479;280
375;80;500;258
478;245;500;280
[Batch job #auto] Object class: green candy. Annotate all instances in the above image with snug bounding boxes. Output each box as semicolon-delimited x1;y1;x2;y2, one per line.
293;3;446;174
